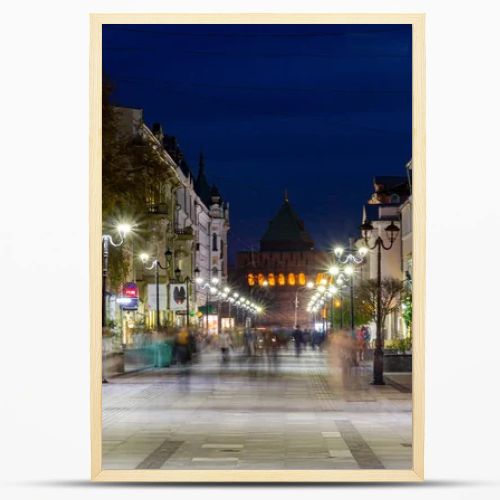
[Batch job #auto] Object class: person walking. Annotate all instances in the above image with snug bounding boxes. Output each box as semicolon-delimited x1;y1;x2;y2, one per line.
219;330;232;363
362;325;371;360
292;325;303;357
356;327;365;362
175;327;191;366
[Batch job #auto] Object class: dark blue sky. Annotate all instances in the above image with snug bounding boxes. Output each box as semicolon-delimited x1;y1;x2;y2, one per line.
103;24;412;262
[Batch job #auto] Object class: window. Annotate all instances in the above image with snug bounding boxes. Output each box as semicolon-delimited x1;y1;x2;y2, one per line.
268;273;276;286
257;273;265;286
278;273;285;286
248;273;255;286
298;273;306;286
212;233;218;251
288;273;296;286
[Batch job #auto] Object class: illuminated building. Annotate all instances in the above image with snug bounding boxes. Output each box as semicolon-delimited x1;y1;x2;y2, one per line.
236;193;328;328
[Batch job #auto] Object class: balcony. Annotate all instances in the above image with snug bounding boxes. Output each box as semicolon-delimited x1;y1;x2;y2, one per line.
146;203;169;215
174;225;194;240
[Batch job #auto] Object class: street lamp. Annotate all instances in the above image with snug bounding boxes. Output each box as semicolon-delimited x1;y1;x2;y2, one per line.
140;250;172;330
102;223;131;328
294;281;314;328
361;219;400;385
331;240;367;345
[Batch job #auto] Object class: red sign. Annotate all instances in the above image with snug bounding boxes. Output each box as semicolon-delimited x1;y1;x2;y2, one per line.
123;282;139;298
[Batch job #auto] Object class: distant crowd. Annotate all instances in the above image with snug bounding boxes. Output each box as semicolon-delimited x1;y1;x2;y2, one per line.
171;324;372;367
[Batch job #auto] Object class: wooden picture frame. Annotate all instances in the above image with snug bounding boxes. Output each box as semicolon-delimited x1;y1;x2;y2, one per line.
90;12;425;482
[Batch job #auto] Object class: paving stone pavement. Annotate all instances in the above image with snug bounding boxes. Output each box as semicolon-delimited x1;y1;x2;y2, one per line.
102;349;412;470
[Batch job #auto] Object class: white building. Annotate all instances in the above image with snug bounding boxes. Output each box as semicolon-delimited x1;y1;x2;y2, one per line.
359;174;412;342
160;132;230;322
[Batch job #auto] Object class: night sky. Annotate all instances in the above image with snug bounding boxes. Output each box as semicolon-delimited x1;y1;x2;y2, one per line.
103;24;412;262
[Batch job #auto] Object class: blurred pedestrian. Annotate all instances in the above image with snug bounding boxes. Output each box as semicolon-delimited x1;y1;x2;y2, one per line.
219;330;232;363
356;327;365;362
175;327;191;366
243;328;255;357
292;325;303;357
362;325;371;358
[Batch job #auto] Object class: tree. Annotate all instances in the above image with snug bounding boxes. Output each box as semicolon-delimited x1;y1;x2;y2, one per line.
102;80;177;291
401;285;412;336
356;278;404;333
328;294;372;330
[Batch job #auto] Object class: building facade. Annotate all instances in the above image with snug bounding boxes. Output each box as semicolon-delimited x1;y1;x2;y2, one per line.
161;135;230;325
359;172;412;342
236;195;328;328
106;108;230;335
110;107;182;339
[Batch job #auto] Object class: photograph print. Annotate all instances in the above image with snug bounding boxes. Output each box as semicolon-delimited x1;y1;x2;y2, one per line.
93;15;425;480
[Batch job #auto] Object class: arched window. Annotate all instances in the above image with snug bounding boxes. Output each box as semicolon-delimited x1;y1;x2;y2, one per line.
288;273;296;286
212;233;218;251
390;194;400;204
278;273;286;286
268;273;276;286
212;267;219;282
298;273;306;286
247;273;255;286
257;273;265;287
316;273;324;285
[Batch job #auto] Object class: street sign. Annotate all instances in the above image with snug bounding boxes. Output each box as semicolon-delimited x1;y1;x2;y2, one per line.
147;284;167;309
169;283;187;311
123;282;139;298
117;297;139;311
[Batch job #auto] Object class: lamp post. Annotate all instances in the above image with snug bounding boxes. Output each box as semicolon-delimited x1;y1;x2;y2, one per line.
211;268;220;334
102;223;131;384
294;281;314;328
233;292;240;326
140;249;172;330
360;219;400;385
102;223;131;328
330;243;367;337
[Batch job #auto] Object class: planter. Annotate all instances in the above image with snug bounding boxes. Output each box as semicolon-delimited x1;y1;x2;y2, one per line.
103;351;124;377
383;353;412;372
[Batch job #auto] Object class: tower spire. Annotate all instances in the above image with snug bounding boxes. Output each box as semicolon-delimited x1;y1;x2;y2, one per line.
284;188;289;202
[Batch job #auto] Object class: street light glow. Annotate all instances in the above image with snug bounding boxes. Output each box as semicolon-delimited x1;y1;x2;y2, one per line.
334;246;344;257
328;265;340;276
358;246;368;256
117;223;132;236
306;281;314;289
345;265;354;276
139;252;149;263
211;277;219;285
